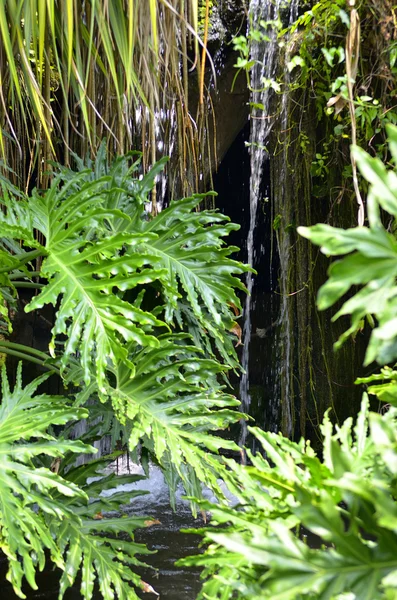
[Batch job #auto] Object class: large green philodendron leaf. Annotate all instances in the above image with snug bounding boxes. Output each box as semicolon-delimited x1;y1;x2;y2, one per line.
298;124;397;365
109;334;243;502
0;364;94;597
21;175;168;392
46;458;156;600
137;195;251;368
0;365;158;600
182;398;397;600
0;152;248;386
60;332;243;506
53;150;250;368
54;516;154;600
137;195;249;323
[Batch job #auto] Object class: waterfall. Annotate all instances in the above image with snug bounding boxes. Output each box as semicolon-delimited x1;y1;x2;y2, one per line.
240;0;299;445
276;0;300;438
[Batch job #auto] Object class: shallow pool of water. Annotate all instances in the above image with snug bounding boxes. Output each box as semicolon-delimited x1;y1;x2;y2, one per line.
0;460;212;600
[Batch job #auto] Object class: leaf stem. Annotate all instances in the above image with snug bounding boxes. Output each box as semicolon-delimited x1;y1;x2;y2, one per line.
12;282;44;289
9;271;41;280
0;249;44;274
0;344;60;374
0;341;52;359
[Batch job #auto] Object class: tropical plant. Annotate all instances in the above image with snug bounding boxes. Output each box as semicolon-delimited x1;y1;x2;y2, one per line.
235;0;397;210
182;397;397;600
299;123;397;367
0;149;249;597
0;0;215;197
179;121;397;599
0;364;155;599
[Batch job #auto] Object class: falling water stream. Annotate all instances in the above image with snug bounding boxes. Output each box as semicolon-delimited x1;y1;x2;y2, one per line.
275;0;300;437
240;0;299;445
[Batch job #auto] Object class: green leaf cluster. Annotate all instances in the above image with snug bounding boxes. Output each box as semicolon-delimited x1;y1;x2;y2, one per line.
0;0;208;196
0;365;154;599
299;124;397;365
181;120;397;599
0;150;248;597
182;398;397;600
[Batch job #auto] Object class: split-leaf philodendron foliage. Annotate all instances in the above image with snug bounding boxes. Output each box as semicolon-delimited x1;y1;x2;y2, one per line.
180;125;397;599
0;150;249;598
0;364;154;599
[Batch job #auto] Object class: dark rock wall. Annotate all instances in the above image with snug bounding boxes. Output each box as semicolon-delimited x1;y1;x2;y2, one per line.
269;87;367;442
